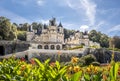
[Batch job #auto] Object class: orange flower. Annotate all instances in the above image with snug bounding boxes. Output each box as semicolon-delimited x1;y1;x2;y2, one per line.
90;65;94;69
103;75;107;80
21;65;26;71
30;58;35;65
107;65;111;71
73;66;80;72
94;67;98;74
86;67;91;73
71;57;79;63
18;61;22;64
68;66;72;71
50;62;56;67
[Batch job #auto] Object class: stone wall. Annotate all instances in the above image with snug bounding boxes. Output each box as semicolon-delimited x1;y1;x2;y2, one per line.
83;48;120;63
29;53;82;62
0;41;30;55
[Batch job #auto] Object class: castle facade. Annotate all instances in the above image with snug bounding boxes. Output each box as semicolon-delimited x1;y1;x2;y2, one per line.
26;18;100;50
27;18;64;50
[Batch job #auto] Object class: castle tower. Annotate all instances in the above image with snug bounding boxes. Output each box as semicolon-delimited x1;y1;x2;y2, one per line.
58;22;64;43
58;22;64;33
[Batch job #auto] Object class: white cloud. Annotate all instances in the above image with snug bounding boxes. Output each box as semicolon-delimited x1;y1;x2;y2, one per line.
107;25;120;33
58;0;96;26
41;19;49;24
80;25;89;32
63;22;79;30
0;8;31;23
66;0;81;10
36;0;45;6
80;0;96;26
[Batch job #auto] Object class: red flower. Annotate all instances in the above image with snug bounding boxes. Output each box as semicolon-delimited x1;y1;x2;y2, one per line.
118;68;120;75
20;57;25;62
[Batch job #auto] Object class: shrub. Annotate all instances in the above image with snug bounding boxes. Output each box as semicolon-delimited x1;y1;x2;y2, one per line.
17;31;26;41
78;58;85;66
82;54;96;65
91;61;100;66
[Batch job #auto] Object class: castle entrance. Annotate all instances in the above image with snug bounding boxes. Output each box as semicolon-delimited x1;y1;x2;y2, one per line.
0;46;5;55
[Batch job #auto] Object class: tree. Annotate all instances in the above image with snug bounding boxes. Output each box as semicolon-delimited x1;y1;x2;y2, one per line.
64;28;75;39
0;16;17;40
17;31;26;41
31;22;43;30
89;30;109;48
32;22;38;30
100;34;109;47
112;36;120;49
89;30;99;42
17;23;29;31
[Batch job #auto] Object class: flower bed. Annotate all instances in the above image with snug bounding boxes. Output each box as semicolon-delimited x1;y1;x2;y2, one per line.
0;56;120;81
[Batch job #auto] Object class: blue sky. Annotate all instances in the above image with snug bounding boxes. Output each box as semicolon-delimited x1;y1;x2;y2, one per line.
0;0;120;36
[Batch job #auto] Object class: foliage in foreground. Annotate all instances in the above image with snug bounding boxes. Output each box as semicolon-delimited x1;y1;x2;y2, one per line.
0;56;120;81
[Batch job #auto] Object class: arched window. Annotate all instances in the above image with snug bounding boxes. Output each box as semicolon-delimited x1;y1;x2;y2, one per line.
38;45;42;49
56;45;60;50
44;45;49;49
51;45;55;50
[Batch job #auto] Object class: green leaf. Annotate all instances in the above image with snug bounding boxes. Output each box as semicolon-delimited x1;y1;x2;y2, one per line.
93;73;102;81
34;58;44;70
45;59;50;64
61;76;69;81
110;62;119;81
56;61;60;70
84;74;90;81
5;74;11;79
70;71;82;81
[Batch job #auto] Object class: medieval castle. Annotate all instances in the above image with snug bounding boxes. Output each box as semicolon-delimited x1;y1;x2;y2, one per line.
26;18;100;50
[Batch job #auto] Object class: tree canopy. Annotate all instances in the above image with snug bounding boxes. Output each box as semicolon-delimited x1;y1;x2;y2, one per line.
89;30;109;48
0;16;17;40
